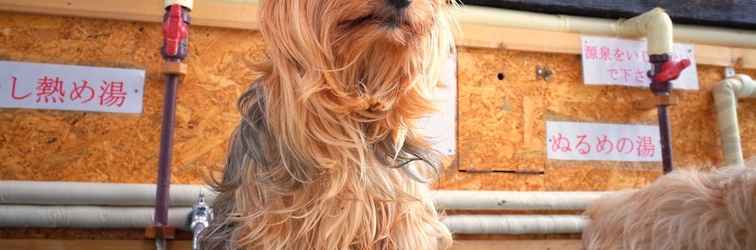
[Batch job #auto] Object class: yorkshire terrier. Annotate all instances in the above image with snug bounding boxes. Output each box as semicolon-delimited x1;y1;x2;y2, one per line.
583;160;756;250
202;0;455;249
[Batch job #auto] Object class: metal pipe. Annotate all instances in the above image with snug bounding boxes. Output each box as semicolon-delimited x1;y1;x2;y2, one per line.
651;54;675;174
155;74;179;227
155;0;192;234
189;194;212;250
657;104;673;174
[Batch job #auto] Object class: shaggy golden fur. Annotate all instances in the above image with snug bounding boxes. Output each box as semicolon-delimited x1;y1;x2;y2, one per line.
201;0;455;249
583;160;756;250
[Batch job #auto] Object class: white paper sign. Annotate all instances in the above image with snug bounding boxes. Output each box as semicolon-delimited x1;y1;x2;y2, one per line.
417;55;457;155
581;36;699;90
547;121;661;162
0;61;145;114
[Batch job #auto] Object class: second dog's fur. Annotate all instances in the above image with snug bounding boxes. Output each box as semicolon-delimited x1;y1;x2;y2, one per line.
583;160;756;250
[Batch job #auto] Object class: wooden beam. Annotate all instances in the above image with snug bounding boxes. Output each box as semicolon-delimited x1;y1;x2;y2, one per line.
0;0;258;30
454;23;756;69
0;239;584;250
462;0;756;30
453;240;583;250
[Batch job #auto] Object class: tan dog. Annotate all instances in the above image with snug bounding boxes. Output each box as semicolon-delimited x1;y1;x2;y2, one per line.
201;0;455;249
583;160;756;250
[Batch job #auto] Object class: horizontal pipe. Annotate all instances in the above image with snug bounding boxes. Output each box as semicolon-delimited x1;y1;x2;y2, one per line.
443;215;586;235
0;181;212;207
0;205;191;229
1;1;755;50
432;191;608;211
0;205;586;234
0;182;608;210
453;6;756;49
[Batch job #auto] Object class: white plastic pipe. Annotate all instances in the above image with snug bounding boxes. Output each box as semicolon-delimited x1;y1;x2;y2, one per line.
443;215;586;235
0;205;191;229
714;74;756;166
0;182;602;234
0;205;586;234
165;0;193;9
0;181;212;206
619;8;673;55
0;182;605;210
453;6;756;49
432;191;607;211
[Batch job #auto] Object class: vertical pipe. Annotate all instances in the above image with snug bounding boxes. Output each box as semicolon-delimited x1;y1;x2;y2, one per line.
650;54;674;174
656;105;673;174
154;75;179;227
715;75;756;166
154;2;191;238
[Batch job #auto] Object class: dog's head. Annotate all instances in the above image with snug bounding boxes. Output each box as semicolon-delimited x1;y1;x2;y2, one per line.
258;0;453;114
254;0;455;177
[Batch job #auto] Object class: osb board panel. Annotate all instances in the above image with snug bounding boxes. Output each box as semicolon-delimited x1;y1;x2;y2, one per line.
0;13;754;192
0;12;264;183
456;49;548;172
741;99;756;159
445;47;756;191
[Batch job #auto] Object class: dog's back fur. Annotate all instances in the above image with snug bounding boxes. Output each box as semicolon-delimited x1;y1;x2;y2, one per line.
583;160;756;250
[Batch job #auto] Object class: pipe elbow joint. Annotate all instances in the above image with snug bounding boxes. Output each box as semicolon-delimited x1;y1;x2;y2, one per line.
621;8;673;55
716;74;756;99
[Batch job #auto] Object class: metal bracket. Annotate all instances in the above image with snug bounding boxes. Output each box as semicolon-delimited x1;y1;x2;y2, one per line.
724;67;736;78
535;65;553;82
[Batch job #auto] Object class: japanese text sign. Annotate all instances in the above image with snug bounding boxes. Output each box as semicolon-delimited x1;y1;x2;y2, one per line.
0;61;145;114
547;121;661;162
581;36;699;90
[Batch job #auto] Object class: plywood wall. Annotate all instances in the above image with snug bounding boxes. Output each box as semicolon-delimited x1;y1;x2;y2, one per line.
436;47;756;191
0;12;264;183
1;12;754;192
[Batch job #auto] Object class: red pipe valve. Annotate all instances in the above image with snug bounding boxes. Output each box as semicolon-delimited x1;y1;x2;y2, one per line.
649;58;691;94
652;59;691;84
162;4;190;61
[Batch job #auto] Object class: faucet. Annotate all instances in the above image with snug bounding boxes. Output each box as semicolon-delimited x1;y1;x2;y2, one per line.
190;193;213;250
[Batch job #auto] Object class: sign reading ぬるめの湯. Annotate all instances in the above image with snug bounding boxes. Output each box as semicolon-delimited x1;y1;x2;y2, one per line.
547;121;662;162
0;61;145;114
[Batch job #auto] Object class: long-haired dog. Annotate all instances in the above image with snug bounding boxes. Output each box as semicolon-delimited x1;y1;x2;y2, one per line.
201;0;455;249
583;160;756;250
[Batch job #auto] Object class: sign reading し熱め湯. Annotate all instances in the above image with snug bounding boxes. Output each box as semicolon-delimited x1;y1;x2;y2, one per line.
581;36;699;90
547;121;662;162
0;61;145;114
